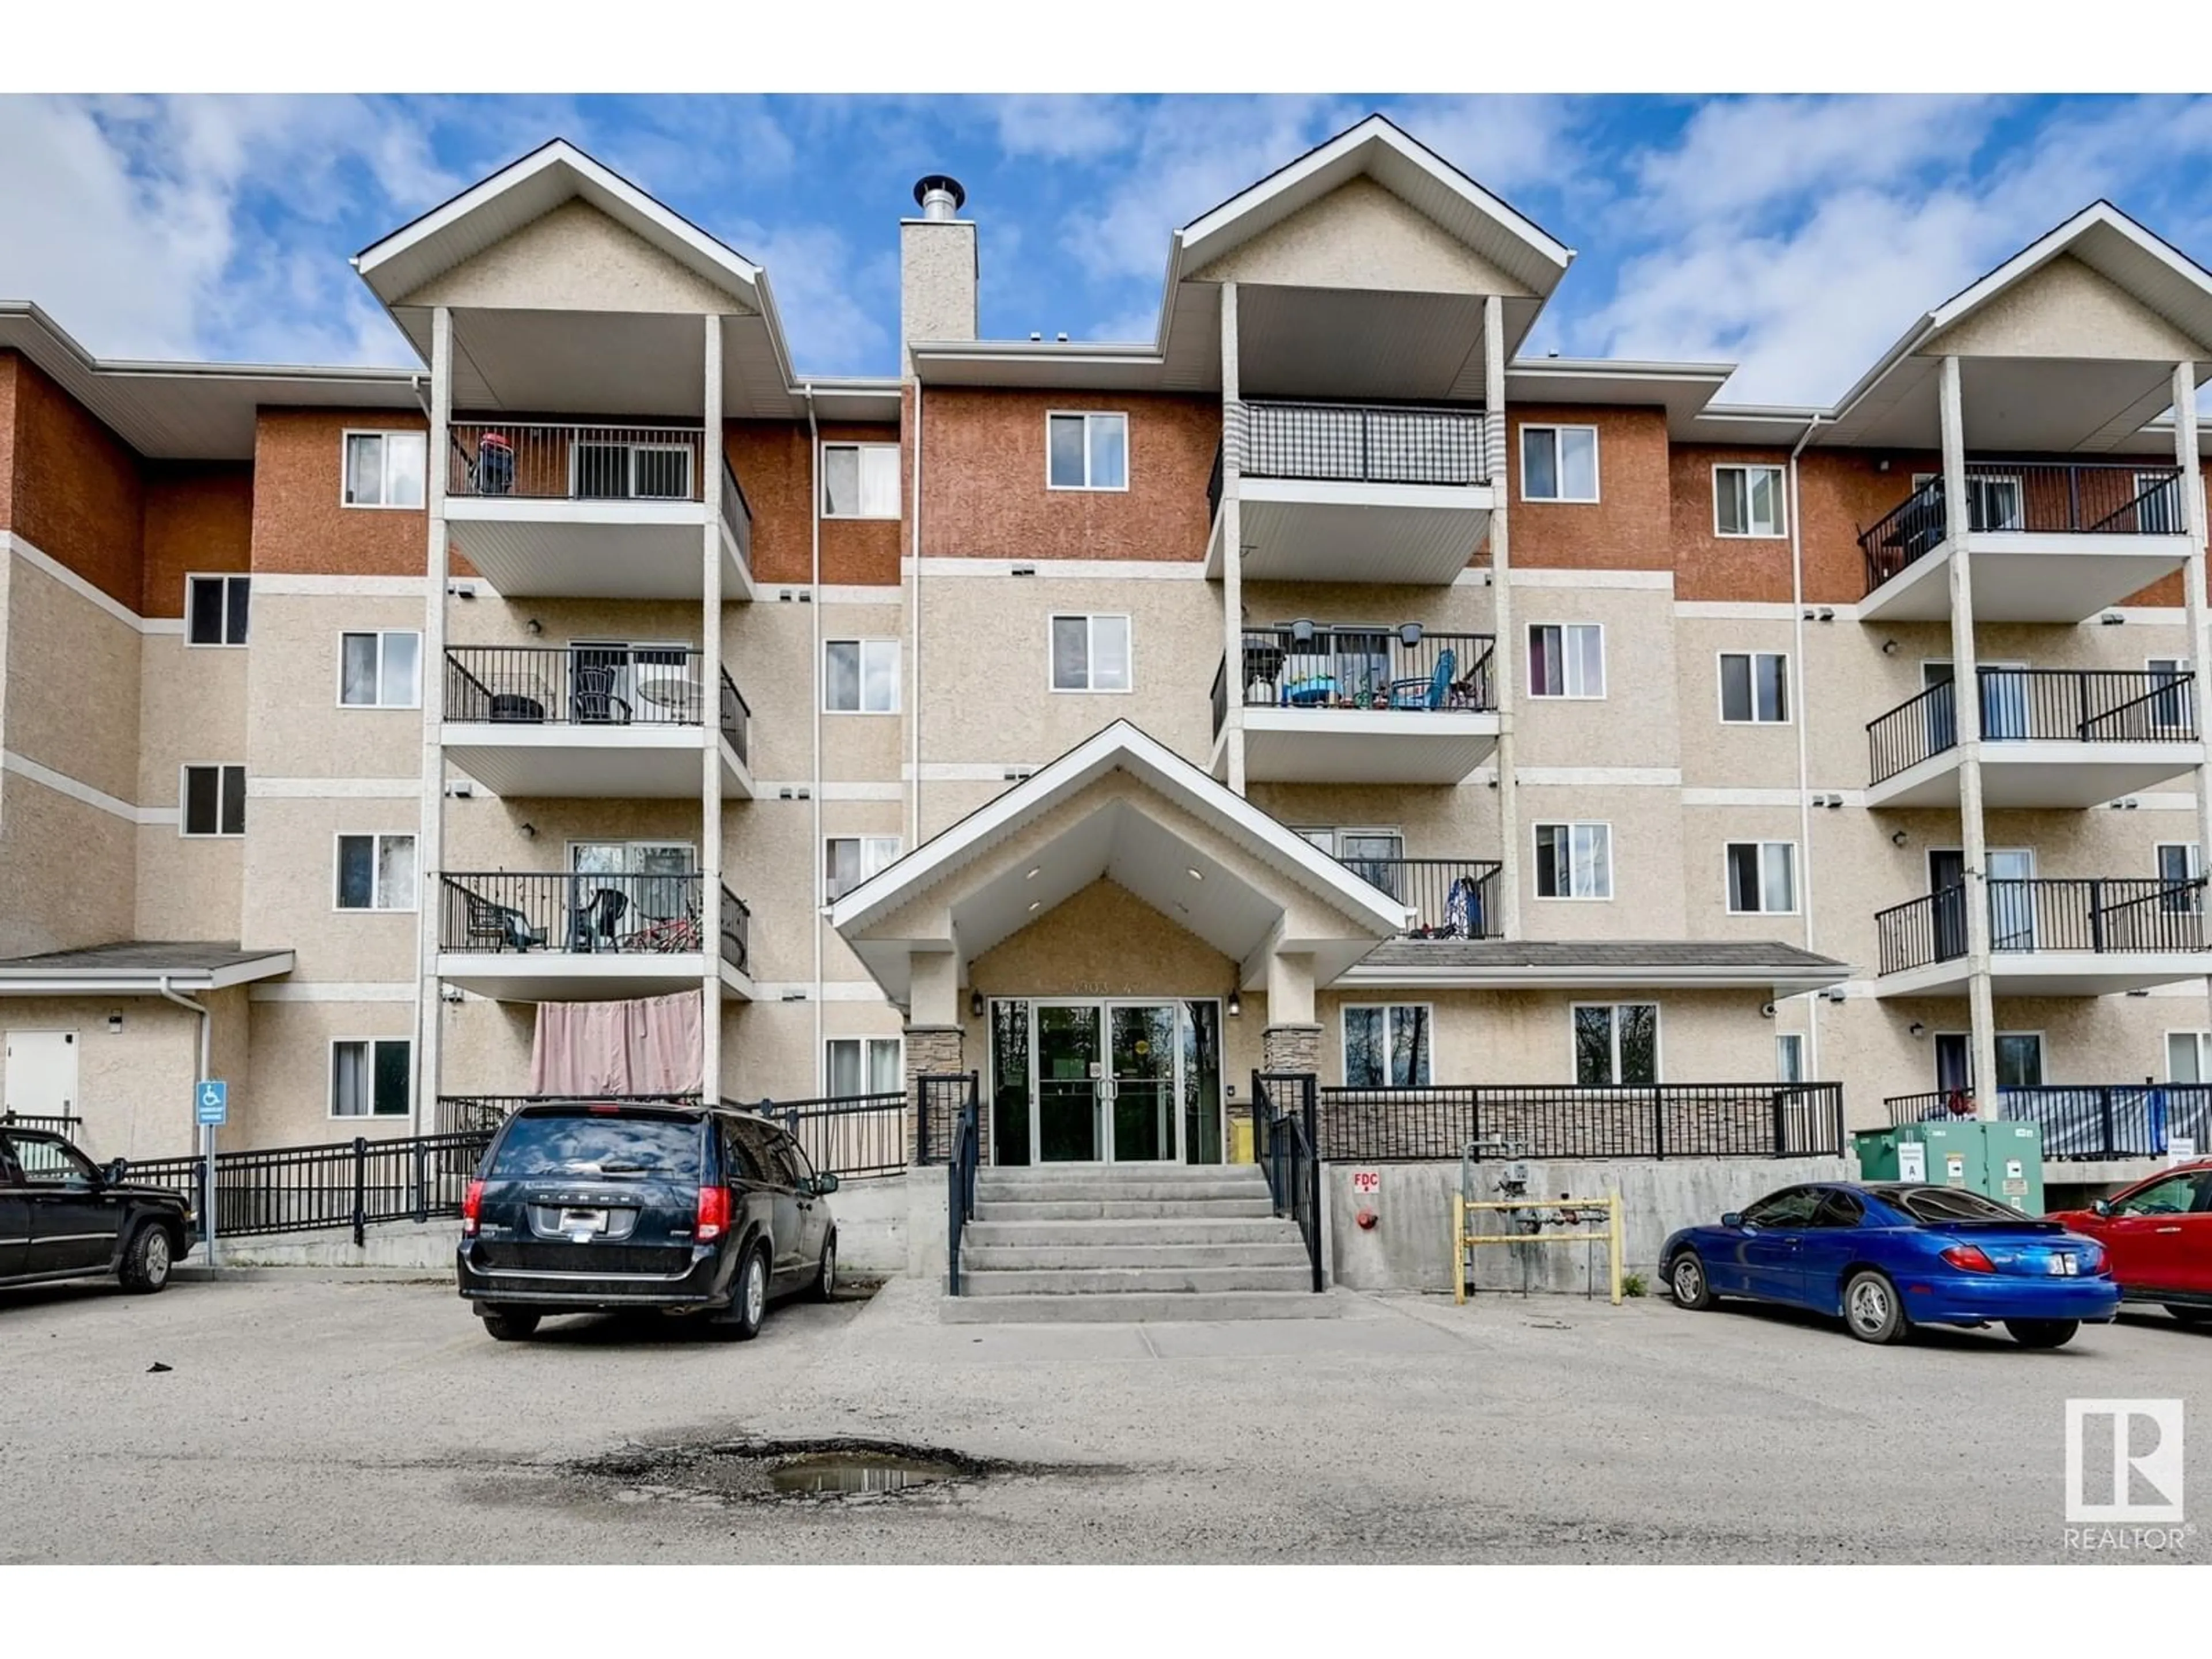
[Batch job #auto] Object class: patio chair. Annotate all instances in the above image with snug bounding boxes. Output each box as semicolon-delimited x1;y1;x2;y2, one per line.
461;889;545;953
569;887;628;952
1388;647;1457;711
573;664;632;725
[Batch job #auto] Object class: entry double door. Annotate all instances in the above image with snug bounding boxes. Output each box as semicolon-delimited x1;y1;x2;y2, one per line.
1033;1001;1181;1164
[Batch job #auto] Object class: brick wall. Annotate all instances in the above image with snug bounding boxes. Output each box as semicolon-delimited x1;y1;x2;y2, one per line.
250;409;426;577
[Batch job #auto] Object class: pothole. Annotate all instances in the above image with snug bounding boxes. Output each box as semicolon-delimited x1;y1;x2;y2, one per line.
569;1435;1033;1507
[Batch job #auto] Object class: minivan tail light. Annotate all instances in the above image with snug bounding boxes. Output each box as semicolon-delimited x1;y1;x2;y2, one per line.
1940;1243;1995;1274
461;1179;484;1237
696;1185;731;1242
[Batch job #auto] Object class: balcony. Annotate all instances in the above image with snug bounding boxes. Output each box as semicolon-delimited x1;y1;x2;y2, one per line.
1205;400;1493;584
444;422;755;601
441;646;753;799
1857;461;2186;623
1356;857;1503;939
1211;624;1498;783
1872;876;2209;997
437;872;752;1001
1887;1086;2212;1162
1865;668;2201;808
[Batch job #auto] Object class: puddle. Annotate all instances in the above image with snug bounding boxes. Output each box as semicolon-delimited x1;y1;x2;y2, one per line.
768;1452;965;1495
561;1435;1050;1508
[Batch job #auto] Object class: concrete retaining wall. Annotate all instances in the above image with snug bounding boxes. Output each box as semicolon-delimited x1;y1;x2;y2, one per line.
1327;1157;1854;1296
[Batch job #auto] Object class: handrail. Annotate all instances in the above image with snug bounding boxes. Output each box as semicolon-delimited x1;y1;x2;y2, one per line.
1312;1082;1847;1161
444;644;711;726
447;421;705;502
943;1072;982;1296
1886;1084;2212;1161
717;667;750;768
1222;626;1497;715
1874;877;2209;975
1867;668;2198;784
440;870;708;956
1859;462;2186;594
1253;1071;1324;1291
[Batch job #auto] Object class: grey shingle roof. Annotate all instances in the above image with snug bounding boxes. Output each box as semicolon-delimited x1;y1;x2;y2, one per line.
1359;939;1847;971
0;941;289;975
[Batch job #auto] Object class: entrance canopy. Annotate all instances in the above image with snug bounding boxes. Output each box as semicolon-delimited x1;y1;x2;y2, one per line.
828;722;1406;1009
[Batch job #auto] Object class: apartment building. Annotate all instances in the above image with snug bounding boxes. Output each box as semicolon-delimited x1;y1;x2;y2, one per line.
3;114;2210;1171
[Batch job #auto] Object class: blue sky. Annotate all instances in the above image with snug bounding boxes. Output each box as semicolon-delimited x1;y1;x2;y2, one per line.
6;93;2212;406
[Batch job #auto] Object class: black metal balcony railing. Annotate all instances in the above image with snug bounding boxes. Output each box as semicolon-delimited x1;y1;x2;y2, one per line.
445;645;715;726
1348;857;1503;939
1207;400;1489;516
441;871;719;957
1875;877;2209;975
1859;461;2186;593
1885;1086;2212;1162
448;421;704;502
1315;1082;1847;1161
718;668;749;769
1866;667;2197;783
719;883;751;975
719;455;754;566
1213;626;1496;740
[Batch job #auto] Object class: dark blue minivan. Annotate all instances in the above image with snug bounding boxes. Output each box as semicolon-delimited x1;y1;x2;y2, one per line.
457;1101;839;1341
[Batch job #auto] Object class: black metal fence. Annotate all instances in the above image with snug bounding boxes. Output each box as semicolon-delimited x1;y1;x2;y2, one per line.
441;870;711;956
914;1071;979;1166
1245;400;1488;486
444;645;715;726
448;421;704;502
1868;668;2197;784
431;1093;700;1137
1313;1082;1846;1162
1885;1085;2212;1161
944;1076;982;1295
1;1111;83;1138
1859;462;2185;592
1356;857;1503;939
1253;1072;1324;1291
718;669;750;768
1876;878;2208;974
1217;625;1495;739
718;884;751;975
127;1131;492;1246
746;1092;908;1181
719;455;755;567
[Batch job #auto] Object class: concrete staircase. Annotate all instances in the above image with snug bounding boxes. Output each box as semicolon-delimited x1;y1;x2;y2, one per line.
940;1163;1341;1323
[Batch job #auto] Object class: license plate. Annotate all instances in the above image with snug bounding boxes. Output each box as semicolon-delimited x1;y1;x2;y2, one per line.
559;1208;608;1236
2047;1254;2077;1276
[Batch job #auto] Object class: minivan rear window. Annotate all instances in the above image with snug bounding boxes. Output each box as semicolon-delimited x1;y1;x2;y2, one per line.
490;1113;703;1179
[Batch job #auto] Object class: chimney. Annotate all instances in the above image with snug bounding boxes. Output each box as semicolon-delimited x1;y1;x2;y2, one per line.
901;173;976;376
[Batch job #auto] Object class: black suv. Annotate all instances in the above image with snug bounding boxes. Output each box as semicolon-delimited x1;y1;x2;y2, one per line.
1;1127;194;1294
456;1101;841;1341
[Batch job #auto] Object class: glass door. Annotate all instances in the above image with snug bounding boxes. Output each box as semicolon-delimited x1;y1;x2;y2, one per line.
1109;1003;1179;1162
1987;849;2036;951
1979;660;2029;741
1035;1004;1103;1163
1928;850;1968;962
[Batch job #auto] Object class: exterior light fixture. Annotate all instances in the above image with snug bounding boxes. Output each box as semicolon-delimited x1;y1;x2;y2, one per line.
107;1013;123;1034
1881;639;1898;655
525;618;543;635
1908;1022;1927;1039
1226;987;1241;1018
1891;830;1908;846
969;990;984;1018
519;822;537;839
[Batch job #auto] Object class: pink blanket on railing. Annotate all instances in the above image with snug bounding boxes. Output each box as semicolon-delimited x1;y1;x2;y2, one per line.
529;991;703;1096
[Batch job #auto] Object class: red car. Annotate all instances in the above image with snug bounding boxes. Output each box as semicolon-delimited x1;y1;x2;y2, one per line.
2050;1160;2212;1327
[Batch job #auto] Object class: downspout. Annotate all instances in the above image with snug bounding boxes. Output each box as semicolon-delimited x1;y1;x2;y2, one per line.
159;975;214;1266
1786;415;1824;1080
805;384;825;1091
908;383;925;848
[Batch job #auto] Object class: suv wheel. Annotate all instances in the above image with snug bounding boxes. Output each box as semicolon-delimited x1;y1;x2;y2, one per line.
118;1224;174;1294
717;1244;770;1341
810;1231;838;1302
480;1308;541;1342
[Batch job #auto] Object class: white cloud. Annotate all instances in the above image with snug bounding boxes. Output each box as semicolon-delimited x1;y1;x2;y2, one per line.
1378;96;1581;197
989;94;1137;162
732;217;894;376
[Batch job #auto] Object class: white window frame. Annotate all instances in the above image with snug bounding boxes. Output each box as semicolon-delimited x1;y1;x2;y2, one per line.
823;638;901;714
1340;1003;1434;1088
1527;622;1606;700
329;1037;412;1120
1533;821;1613;902
1712;463;1787;539
1717;650;1791;725
178;763;246;839
1935;1029;2047;1090
1048;613;1134;694
568;439;693;502
1775;1033;1806;1085
1045;411;1130;493
336;630;423;709
184;573;251;648
2164;1030;2212;1084
2147;657;2194;734
332;832;418;914
1724;840;1800;916
1518;423;1601;503
1571;1002;1663;1086
825;1036;904;1098
824;835;902;903
340;429;427;510
820;442;902;520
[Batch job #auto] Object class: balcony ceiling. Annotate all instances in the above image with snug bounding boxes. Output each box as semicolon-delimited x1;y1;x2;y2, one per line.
1233;709;1501;785
1858;537;2192;624
1236;286;1496;402
1823;354;2187;454
1214;480;1494;584
445;503;747;600
441;723;750;799
1875;953;2211;998
1867;742;2206;809
439;952;749;1002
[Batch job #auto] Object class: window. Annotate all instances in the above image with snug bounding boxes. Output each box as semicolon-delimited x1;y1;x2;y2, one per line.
824;639;899;713
331;1038;410;1118
1050;614;1132;692
2137;471;2182;535
2110;1172;2201;1218
1534;823;1612;900
821;443;901;518
1527;623;1604;699
1725;842;1798;915
1810;1190;1865;1229
1520;424;1599;502
1047;412;1128;490
339;631;421;708
186;574;251;646
573;441;691;501
825;836;901;902
335;833;416;912
1574;1003;1659;1086
1294;828;1404;893
827;1036;902;1097
1741;1188;1822;1229
1776;1033;1805;1085
1994;1033;2044;1089
2166;1031;2212;1083
2149;658;2192;732
9;1134;97;1188
1343;1005;1431;1087
1718;652;1789;724
1713;464;1786;537
2157;844;2203;914
342;431;426;509
180;765;245;838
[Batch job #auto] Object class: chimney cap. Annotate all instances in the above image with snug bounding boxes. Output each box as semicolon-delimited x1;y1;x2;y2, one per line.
912;174;967;218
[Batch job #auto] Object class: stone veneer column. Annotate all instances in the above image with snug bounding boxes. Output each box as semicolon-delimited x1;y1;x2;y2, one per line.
1260;1023;1322;1076
903;1024;965;1166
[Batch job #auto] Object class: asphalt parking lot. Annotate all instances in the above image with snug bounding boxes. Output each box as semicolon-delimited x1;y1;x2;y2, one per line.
1;1270;2205;1565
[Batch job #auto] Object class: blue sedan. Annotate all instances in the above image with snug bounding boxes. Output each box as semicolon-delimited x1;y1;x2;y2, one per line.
1661;1181;2119;1347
